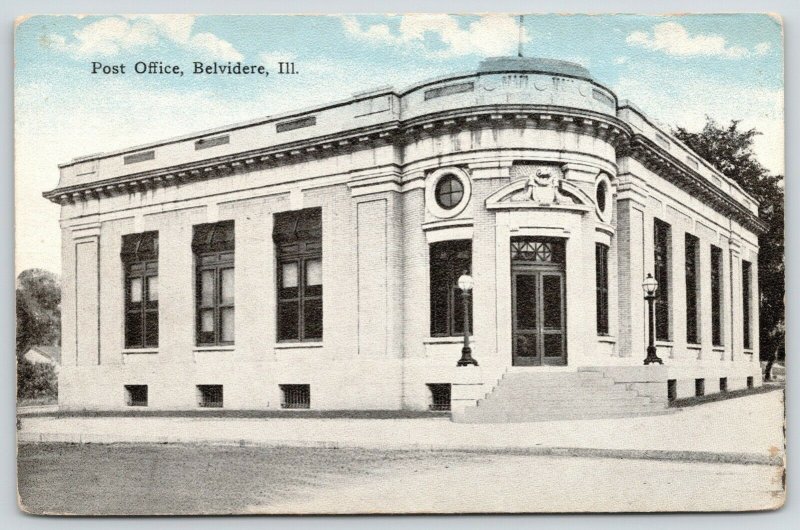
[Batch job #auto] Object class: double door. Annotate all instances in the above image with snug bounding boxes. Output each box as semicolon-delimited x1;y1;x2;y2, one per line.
512;268;566;366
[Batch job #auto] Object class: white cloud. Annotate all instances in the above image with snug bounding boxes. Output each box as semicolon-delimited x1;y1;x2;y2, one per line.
626;22;754;59
340;14;530;58
47;15;243;61
755;42;772;56
14;55;448;274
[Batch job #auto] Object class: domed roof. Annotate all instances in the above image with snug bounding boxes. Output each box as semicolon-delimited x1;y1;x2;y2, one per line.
477;56;593;82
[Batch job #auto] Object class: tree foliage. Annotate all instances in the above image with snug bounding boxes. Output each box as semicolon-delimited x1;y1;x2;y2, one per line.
17;359;58;399
673;118;784;360
16;268;61;358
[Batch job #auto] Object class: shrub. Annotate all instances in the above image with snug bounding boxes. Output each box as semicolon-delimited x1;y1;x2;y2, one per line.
17;359;58;400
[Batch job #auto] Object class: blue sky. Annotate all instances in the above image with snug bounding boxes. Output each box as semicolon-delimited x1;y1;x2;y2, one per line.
14;14;784;274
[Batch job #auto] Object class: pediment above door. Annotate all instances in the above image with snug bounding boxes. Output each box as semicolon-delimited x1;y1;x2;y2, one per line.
485;163;592;213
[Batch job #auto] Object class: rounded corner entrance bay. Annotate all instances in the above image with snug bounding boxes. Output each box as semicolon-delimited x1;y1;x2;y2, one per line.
46;56;765;419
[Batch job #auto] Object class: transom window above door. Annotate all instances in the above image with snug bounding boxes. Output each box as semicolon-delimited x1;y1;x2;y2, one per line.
510;238;565;264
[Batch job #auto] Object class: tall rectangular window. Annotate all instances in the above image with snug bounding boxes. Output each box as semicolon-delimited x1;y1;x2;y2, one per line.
711;245;723;347
193;221;235;346
595;243;609;335
653;219;671;341
122;231;158;349
430;240;472;337
742;260;752;349
685;233;701;344
274;208;322;342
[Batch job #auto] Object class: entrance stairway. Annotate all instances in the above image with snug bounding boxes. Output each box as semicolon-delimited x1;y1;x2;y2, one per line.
452;368;671;423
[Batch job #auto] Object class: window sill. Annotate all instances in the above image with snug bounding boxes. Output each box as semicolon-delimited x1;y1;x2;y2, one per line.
744;349;755;355
122;349;158;355
275;341;323;350
687;344;702;350
712;346;725;352
655;340;674;347
193;346;235;353
597;335;616;344
424;336;472;345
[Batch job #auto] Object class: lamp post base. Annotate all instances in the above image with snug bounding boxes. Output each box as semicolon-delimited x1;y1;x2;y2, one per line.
644;346;663;365
457;346;479;367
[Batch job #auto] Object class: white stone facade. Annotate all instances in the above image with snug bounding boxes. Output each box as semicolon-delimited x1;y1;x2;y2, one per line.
45;57;765;412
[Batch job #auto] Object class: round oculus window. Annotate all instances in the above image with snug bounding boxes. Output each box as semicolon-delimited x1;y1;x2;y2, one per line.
596;180;608;213
435;174;465;210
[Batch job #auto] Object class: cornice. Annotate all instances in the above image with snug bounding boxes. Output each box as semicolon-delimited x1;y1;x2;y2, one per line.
43;106;629;206
626;134;767;235
42;103;767;236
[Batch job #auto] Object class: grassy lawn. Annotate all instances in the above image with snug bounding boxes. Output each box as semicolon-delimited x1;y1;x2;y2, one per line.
17;443;484;515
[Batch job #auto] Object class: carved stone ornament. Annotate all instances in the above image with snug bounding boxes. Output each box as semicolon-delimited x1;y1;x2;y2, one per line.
508;164;574;205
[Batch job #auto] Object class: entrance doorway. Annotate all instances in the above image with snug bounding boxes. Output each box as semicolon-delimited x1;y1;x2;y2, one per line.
510;237;567;366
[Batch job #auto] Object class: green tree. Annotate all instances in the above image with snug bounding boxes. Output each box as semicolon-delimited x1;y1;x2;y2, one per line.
673;118;784;361
16;268;61;358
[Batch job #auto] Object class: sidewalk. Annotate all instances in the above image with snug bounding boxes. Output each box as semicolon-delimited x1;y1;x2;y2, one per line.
18;389;785;465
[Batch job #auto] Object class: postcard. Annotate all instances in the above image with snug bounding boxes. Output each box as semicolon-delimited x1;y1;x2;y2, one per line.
15;13;785;515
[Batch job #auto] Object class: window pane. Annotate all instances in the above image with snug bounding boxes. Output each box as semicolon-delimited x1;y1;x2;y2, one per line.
220;307;234;342
595;244;609;335
452;286;466;335
147;275;158;302
711;246;723;346
303;299;323;340
429;240;472;336
543;333;563;357
430;283;449;336
516;275;538;330
654;219;671;340
542;275;562;328
145;311;158;347
220;268;234;305
129;277;143;303
200;309;215;333
306;259;322;286
282;262;299;288
200;270;215;307
278;301;299;341
515;334;537;357
685;235;699;344
126;312;142;348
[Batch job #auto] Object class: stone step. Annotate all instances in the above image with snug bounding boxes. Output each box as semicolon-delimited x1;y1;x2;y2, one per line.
455;408;674;424
502;370;614;378
455;369;669;424
464;398;668;413
471;400;665;415
476;396;657;409
482;385;639;399
496;377;618;388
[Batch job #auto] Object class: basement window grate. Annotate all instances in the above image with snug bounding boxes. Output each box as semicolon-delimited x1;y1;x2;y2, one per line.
197;385;223;408
427;383;451;411
125;385;148;407
280;384;310;409
667;379;677;403
719;377;728;392
695;378;705;397
747;376;754;389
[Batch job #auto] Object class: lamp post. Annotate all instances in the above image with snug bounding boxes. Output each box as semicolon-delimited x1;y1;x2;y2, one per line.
642;273;663;365
456;271;478;367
